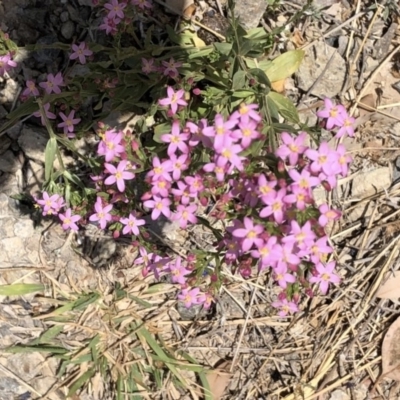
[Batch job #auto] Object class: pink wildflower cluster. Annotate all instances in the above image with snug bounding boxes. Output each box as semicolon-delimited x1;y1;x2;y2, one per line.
137;249;213;309
99;0;153;36
0;53;17;76
35;192;81;231
317;98;356;138
24;71;82;137
134;100;352;313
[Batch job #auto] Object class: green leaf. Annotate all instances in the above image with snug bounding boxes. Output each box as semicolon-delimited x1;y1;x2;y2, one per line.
232;70;246;90
68;367;96;397
5;345;68;355
153;123;171;144
265;50;304;82
267;91;300;123
248;68;271;88
0;283;45;296
30;325;64;346
44;137;57;182
231;90;255;98
213;42;232;56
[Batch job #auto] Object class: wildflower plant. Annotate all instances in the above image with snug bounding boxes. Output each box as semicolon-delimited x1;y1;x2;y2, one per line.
0;0;356;396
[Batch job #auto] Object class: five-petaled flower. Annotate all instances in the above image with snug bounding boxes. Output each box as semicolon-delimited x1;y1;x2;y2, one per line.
120;213;145;236
39;72;64;94
89;197;113;230
158;86;187;115
59;208;81;231
104;160;135;192
57;110;81;137
70;42;93;64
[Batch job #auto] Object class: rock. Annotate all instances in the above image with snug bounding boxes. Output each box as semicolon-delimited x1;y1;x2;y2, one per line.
0;78;19;104
61;20;75;40
32;35;60;64
6;121;22;140
296;42;346;98
78;0;94;5
25;160;45;195
233;0;267;30
15;22;39;44
60;11;69;23
198;11;230;45
0;105;7;119
351;167;392;199
13;219;35;239
18;126;48;164
69;64;90;78
0;136;11;155
0;237;27;264
328;389;350;400
0;150;20;173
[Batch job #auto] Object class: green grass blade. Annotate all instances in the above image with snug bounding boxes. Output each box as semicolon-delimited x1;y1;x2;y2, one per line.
67;367;96;397
0;283;45;296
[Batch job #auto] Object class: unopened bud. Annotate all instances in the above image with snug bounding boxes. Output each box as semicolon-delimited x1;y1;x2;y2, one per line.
141;192;153;201
199;196;208;207
193;87;201;95
277;160;286;173
113;230;120;239
321;180;332;191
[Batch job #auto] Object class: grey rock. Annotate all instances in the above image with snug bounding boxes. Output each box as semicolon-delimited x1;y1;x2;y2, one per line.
48;14;59;27
233;0;267;30
6;121;22;141
351;167;391;199
14;219;35;239
15;22;39;45
0;105;7;119
60;11;69;23
18;126;48;164
0;217;16;238
32;35;61;64
296;43;346;98
78;0;94;5
0;150;21;173
0;377;21;399
61;20;75;40
0;136;12;155
1;237;27;264
69;64;90;78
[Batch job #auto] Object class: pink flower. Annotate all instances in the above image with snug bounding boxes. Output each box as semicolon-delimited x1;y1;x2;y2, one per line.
274;242;300;270
203;114;236;150
33;103;56;126
120;213;145;235
215;138;245;172
257;174;277;203
203;161;227;182
143;196;172;220
141;58;157;73
89;197;113;229
184;175;204;194
271;298;299;317
104;0;126;19
97;129;125;162
150;178;171;198
168;257;190;284
283;184;311;211
161;58;182;78
173;204;197;229
309;261;340;295
59;208;81;231
134;246;155;266
282;220;316;250
288;169;320;190
161;121;190;156
170;153;188;181
250;236;279;270
231;119;260;148
276;132;307;166
171;181;195;205
132;0;153;10
230;103;261;124
318;204;341;227
0;53;17;76
178;287;202;308
104;160;135;192
70;42;93;64
305;142;338;175
147;156;173;182
39;72;64;94
317;98;346;130
36;191;63;215
158;87;187;115
273;264;296;289
231;217;264;252
99;16;121;35
259;188;287;223
57;110;81;137
335;112;355;138
307;236;333;264
334;144;352;177
22;80;39;97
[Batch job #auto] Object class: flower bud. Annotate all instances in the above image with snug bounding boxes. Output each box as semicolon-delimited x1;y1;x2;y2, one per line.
113;230;120;239
277;160;286;173
292;292;300;304
131;139;139;152
240;265;251;279
199;196;208;207
321;180;332;192
305;288;314;298
141;192;153;201
193;88;201;95
278;178;287;188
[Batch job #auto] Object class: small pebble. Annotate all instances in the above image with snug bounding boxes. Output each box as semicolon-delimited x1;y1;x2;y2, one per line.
61;20;75;40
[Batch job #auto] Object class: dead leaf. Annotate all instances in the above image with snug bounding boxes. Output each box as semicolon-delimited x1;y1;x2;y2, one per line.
290;29;305;48
271;79;286;93
377;271;400;299
205;361;232;400
382;315;400;380
183;3;196;19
